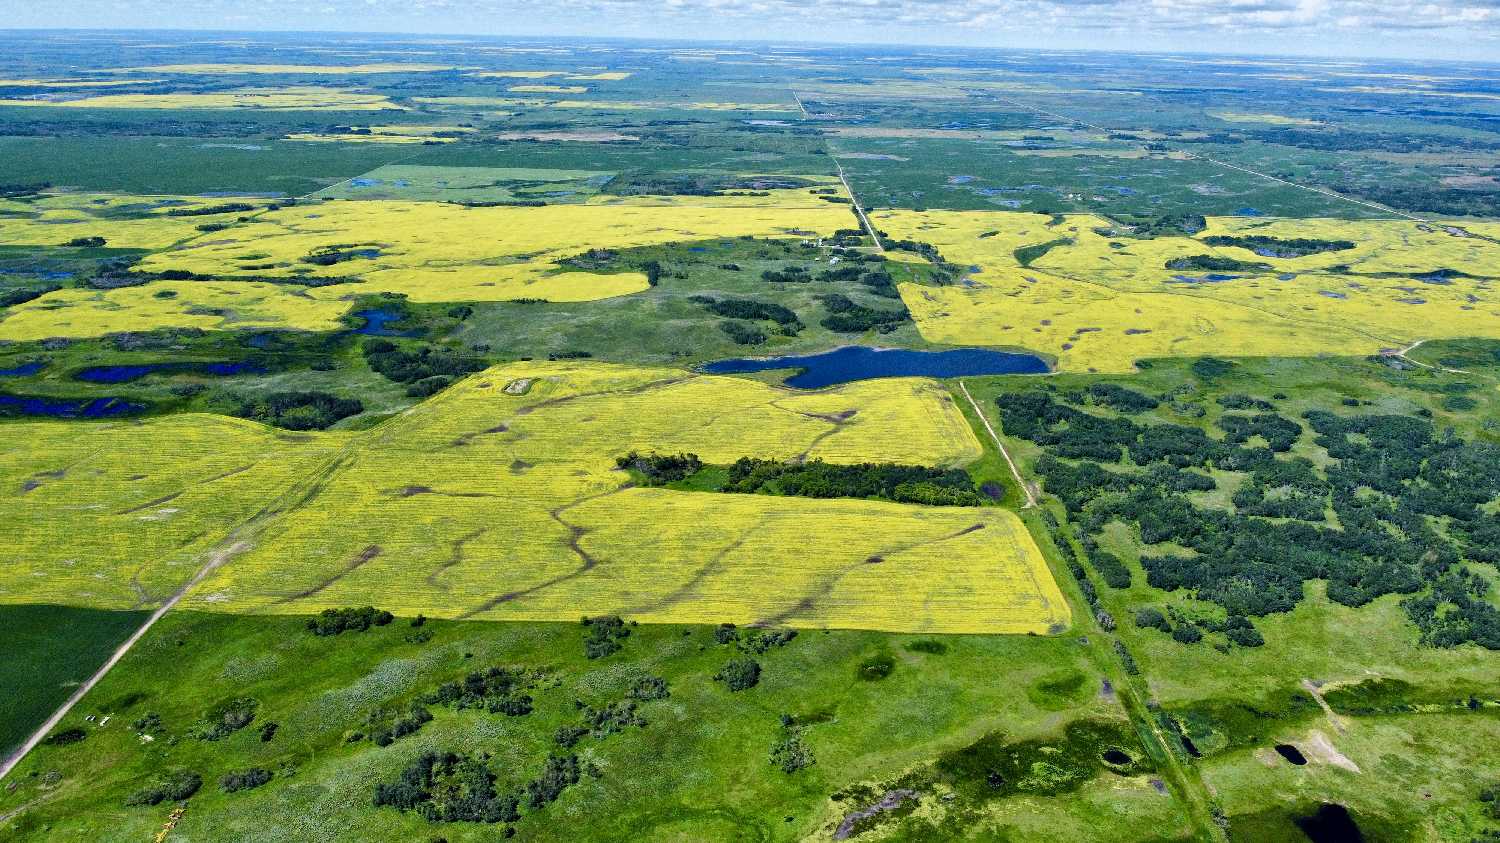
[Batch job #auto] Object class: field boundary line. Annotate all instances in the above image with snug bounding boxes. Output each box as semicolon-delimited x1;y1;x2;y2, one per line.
959;379;1035;508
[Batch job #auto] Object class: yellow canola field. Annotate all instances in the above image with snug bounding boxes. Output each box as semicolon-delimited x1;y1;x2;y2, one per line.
179;361;1065;634
0;415;351;608
0;87;404;110
876;210;1500;372
0;280;350;341
0;193;271;249
138;199;854;304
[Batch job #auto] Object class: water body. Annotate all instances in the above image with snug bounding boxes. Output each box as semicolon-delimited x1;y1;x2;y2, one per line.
1172;274;1241;284
73;361;267;384
0;394;144;418
1294;804;1364;843
352;308;421;337
0;361;46;377
701;346;1049;389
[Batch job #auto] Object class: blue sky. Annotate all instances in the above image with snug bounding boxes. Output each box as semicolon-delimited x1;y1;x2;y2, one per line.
7;0;1500;62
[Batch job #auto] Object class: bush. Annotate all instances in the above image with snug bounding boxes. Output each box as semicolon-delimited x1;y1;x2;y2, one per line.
1171;624;1204;644
233;391;362;430
221;768;273;793
43;727;87;746
1134;607;1170;631
616;451;702;485
126;769;202;806
307;606;394;636
195;698;258;741
582;615;630;659
715;657;761;691
770;733;816;773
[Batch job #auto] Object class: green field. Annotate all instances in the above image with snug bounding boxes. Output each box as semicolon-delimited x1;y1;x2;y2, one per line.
2;29;1499;843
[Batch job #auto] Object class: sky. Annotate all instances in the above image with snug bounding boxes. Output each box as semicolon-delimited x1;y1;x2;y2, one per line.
6;0;1500;62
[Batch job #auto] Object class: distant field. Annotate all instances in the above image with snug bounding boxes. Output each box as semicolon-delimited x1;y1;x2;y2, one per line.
0;193;276;249
878;209;1500;371
0;87;404;111
0;278;350;341
138;197;855;304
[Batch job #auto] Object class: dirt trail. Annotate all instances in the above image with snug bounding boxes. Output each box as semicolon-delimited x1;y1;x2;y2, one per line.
959;380;1035;508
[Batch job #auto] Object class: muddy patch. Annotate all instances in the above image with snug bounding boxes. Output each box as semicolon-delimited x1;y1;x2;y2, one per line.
834;789;918;840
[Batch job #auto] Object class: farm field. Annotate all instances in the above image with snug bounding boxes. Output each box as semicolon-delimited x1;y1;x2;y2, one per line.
878;209;1500;371
135;198;856;305
2;28;1499;843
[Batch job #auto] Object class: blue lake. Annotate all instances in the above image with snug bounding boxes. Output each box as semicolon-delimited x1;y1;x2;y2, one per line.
74;361;267;384
0;394;144;418
352;308;420;337
0;361;46;377
700;346;1049;389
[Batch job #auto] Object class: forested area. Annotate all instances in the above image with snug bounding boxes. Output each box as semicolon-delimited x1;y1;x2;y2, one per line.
998;387;1500;649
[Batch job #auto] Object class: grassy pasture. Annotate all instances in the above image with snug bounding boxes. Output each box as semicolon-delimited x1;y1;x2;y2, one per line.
877;209;1500;372
0;613;1166;842
312;164;614;202
0;136;411;196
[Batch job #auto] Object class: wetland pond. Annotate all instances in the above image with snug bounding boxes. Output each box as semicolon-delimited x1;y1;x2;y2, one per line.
701;346;1048;388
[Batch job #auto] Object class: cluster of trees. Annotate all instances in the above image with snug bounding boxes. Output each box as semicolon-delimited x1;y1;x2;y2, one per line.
373;751;521;824
231;390;362;430
194;697;258;741
1001;386;1500;649
715;622;799;654
0;284;61;307
165;202;256;217
817;293;909;333
1104;214;1207;238
1165;255;1272;273
715;657;762;691
426;666;536;716
719;321;767;345
689;296;800;327
220;767;273;794
1014;238;1073;267
362;339;487;388
761;265;812;283
126;769;202;807
1338;182;1500;218
615;451;702;485
1201;235;1355;258
301;245;379;266
582;615;632;659
719;457;983;506
361;702;433;747
306;606;394;636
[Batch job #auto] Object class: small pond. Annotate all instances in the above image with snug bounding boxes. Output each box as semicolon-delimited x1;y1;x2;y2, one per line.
73;361;267;384
0;394;145;418
0;361;46;377
700;346;1049;389
351;308;420;337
